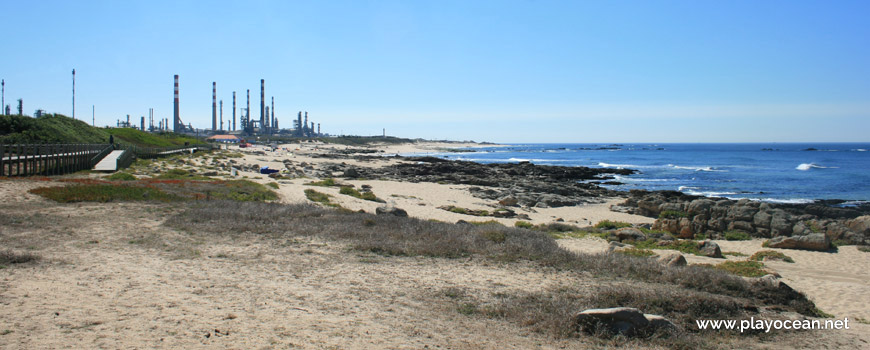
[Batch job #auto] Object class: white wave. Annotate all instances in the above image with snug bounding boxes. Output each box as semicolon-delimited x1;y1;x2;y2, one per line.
750;198;816;204
612;175;677;183
853;149;867;152
677;186;700;191
670;164;723;172
508;157;571;162
796;163;839;171
683;190;738;197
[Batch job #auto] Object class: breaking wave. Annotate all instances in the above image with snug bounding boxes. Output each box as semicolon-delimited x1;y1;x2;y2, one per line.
796;163;838;171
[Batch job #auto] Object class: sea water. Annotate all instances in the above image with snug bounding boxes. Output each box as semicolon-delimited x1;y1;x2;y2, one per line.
415;143;870;203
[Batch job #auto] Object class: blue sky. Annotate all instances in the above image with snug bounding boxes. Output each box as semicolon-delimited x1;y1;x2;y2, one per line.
2;0;869;142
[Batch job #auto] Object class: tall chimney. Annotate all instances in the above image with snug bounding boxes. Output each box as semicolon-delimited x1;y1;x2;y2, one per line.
304;112;308;137
140;116;145;131
317;123;320;135
246;89;250;131
220;100;223;131
173;75;180;133
232;91;236;131
265;106;270;132
259;79;265;132
271;96;275;131
212;82;217;131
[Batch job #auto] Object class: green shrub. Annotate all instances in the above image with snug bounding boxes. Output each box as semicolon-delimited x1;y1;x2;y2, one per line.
595;220;632;230
30;184;181;203
339;186;385;203
266;182;280;189
749;250;794;263
633;239;703;256
617;247;656;257
724;231;752;241
858;246;870;253
480;230;507;243
306;178;338;187
304;189;339;207
105;172;136;181
659;210;689;219
514;221;534;229
693;233;707;240
715;261;770;277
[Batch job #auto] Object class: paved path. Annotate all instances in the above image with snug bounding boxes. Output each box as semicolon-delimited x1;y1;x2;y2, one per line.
93;150;126;171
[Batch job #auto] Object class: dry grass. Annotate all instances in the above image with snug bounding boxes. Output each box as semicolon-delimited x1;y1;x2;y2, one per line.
0;250;40;267
165;201;821;329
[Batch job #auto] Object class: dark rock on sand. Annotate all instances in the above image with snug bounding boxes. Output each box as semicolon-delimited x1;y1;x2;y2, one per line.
766;233;831;251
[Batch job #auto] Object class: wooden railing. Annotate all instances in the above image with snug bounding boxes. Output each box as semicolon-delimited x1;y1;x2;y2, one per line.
0;144;112;177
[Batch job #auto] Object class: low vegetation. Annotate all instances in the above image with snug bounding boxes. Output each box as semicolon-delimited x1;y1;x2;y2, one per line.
750;250;795;263
714;261;771;278
338;186;384;203
858;245;870;253
166;200;819;308
632;239;703;256
305;178;339;187
616;247;656;257
724;231;752;241
304;189;339;207
594;220;632;230
30;184;181;203
105;172;137;181
0;113;202;146
29;178;276;203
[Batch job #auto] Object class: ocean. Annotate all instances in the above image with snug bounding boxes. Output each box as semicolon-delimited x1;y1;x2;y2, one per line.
414;143;870;204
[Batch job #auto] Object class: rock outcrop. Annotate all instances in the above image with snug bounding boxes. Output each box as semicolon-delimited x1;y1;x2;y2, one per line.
617;190;870;245
574;307;677;337
766;233;831;251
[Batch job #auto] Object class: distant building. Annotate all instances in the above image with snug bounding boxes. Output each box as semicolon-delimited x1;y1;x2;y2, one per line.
206;134;241;143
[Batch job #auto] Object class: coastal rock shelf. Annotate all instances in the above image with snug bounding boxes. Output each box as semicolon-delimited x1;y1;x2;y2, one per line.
615;190;870;247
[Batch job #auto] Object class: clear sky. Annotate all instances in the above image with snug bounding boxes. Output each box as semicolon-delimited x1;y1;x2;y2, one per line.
2;0;869;143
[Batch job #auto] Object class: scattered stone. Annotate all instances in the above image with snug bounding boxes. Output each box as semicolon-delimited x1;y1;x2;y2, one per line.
766;233;831;251
574;307;676;337
375;207;408;217
657;253;687;267
699;240;723;258
614;227;647;242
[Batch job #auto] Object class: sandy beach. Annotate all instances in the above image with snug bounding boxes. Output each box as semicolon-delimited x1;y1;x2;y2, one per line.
1;140;868;349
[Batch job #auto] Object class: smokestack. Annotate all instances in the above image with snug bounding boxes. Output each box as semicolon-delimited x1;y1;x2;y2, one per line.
271;96;275;131
318;123;320;135
265;106;270;132
173;75;180;133
220;100;223;131
17;99;22;115
304;112;308;137
232;91;236;131
259;79;265;132
1;79;4;115
141;116;145;131
72;69;75;120
212;82;217;131
246;89;250;131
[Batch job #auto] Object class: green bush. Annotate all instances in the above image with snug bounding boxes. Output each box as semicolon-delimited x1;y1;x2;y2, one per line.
595;220;632;230
514;221;534;229
30;184;181;203
339;186;385;203
749;250;794;263
724;231;751;241
105;172;136;181
266;182;280;189
306;178;338;187
715;261;770;277
617;247;656;257
304;189;339;207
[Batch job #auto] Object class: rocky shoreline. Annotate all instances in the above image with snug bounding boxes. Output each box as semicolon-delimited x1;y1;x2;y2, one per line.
257;148;870;247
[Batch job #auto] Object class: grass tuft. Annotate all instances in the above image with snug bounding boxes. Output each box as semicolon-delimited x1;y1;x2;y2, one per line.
724;231;752;241
105;172;137;181
749;250;794;263
594;220;632;230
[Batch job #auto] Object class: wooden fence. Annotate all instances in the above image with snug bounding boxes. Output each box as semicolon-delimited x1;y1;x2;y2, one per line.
0;144;112;177
0;143;216;176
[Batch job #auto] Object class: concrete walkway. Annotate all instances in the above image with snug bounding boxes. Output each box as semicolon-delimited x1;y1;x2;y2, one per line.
93;150;126;171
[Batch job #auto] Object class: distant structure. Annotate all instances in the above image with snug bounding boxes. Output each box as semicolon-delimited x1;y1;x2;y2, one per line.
173;75;181;133
295;111;303;137
271;96;275;132
259;79;265;133
219;100;223;131
17;99;22;115
245;89;251;133
140;116;145;131
232;91;236;131
265;106;270;132
212;82;217;131
303;112;309;136
1;79;5;115
317;123;320;135
72;69;76;120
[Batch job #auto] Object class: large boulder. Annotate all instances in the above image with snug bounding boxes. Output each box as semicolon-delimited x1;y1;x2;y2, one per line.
767;234;831;251
699;240;723;258
615;227;647;242
657;253;687;267
574;307;676;337
687;199;715;216
375;206;408;217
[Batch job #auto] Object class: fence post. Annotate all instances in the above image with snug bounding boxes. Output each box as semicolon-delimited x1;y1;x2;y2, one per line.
0;144;5;177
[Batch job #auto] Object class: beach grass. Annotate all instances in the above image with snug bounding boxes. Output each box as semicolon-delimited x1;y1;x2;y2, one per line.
749;250;795;263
